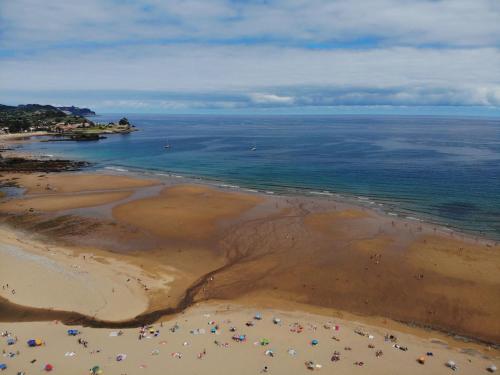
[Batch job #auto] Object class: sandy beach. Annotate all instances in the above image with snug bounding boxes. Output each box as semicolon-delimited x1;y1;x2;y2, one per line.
1;302;498;375
0;143;499;374
0;226;175;321
0;132;49;142
2;0;499;372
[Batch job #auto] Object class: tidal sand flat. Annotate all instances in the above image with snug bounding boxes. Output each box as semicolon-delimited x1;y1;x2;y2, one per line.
0;191;134;213
0;170;499;346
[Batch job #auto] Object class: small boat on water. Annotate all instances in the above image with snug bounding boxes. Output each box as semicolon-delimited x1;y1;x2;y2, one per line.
250;146;257;151
164;144;171;149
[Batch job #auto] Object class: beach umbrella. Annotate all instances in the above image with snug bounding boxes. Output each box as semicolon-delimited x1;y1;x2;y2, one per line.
260;338;270;346
305;361;322;370
90;366;102;374
233;334;246;342
446;360;457;371
265;349;275;357
44;364;54;371
487;364;497;373
254;312;262;320
27;339;42;347
311;339;319;346
6;338;15;345
67;329;79;336
0;363;7;371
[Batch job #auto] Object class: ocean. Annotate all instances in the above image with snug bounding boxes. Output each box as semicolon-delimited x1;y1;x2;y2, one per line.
19;114;500;240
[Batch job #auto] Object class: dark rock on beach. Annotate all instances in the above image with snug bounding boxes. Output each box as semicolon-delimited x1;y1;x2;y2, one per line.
0;156;89;173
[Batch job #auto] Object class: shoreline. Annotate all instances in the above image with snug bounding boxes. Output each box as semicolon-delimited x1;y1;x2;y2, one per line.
98;164;499;247
4;132;499;243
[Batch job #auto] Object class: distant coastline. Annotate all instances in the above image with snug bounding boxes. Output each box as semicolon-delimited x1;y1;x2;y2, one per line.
0;104;136;143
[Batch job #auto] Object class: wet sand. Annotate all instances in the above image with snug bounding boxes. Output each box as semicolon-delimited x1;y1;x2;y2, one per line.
0;168;499;352
113;184;263;241
0;191;133;212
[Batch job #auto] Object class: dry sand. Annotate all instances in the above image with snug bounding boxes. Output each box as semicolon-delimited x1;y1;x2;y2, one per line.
0;132;49;142
0;303;498;375
0;227;174;321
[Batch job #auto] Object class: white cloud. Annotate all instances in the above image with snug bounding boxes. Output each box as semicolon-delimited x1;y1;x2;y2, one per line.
1;0;500;48
250;93;295;105
1;1;499;109
1;45;499;94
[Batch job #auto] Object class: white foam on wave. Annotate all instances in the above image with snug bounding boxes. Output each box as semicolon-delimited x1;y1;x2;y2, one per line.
406;216;422;221
265;191;275;195
388;212;398;217
219;184;240;189
243;188;259;193
104;166;129;172
309;190;333;196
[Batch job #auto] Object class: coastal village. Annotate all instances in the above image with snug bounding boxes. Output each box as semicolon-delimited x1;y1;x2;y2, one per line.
0;104;135;140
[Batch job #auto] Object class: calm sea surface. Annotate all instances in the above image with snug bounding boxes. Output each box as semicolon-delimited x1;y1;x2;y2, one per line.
20;115;500;239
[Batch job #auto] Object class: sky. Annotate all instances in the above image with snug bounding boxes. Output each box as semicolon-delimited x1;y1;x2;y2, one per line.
1;0;500;115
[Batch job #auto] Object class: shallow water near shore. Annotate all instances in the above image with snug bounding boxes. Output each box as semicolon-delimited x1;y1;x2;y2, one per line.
19;114;500;239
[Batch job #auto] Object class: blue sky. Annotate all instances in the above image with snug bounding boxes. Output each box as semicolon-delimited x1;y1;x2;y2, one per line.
1;0;500;115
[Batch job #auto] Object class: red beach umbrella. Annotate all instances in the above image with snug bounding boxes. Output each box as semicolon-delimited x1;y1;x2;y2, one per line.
44;364;54;371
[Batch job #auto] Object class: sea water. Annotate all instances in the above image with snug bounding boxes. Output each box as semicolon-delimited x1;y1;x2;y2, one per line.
20;115;500;240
